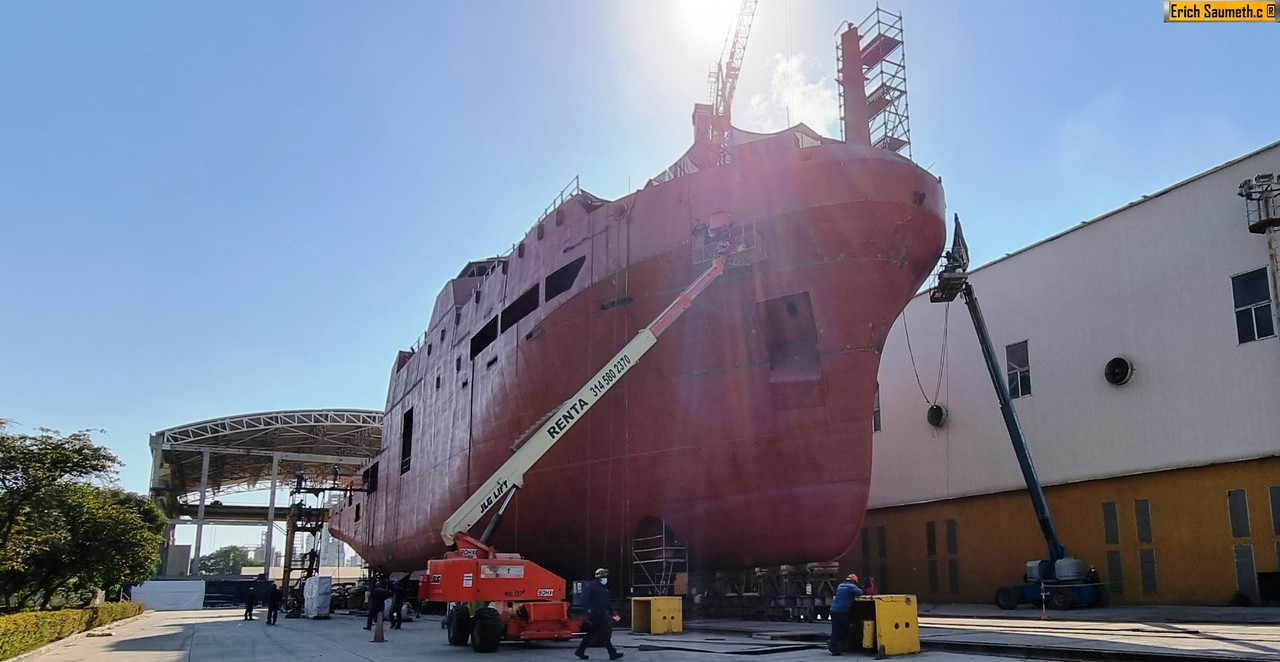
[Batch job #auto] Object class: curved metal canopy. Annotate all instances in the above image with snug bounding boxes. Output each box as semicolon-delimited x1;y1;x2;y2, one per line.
149;409;383;519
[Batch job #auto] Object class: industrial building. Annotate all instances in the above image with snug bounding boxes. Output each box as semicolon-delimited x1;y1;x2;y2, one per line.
851;140;1280;606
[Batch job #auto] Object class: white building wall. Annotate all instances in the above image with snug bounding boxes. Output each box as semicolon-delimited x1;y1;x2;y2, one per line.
870;142;1280;508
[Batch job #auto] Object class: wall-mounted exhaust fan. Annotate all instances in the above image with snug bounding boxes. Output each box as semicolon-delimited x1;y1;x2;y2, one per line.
1104;357;1134;386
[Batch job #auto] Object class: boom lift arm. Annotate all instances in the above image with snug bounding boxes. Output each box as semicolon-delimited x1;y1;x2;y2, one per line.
441;254;729;546
425;253;733;652
931;216;1066;565
932;216;1103;610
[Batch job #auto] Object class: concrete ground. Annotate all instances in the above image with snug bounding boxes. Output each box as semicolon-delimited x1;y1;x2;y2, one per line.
11;603;1280;662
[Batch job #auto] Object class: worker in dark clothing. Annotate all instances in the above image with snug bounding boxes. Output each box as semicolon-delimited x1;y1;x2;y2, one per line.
574;568;623;661
364;580;390;630
266;582;283;625
389;579;405;629
827;573;865;655
243;584;257;620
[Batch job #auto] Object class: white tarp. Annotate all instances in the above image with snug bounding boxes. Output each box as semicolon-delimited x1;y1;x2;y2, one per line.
132;580;205;610
302;576;331;619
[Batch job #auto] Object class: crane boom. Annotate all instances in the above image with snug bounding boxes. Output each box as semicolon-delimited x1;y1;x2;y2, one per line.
441;255;728;545
713;0;759;121
707;0;758;165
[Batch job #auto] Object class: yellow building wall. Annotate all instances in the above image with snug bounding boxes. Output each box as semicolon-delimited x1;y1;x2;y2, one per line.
846;457;1280;606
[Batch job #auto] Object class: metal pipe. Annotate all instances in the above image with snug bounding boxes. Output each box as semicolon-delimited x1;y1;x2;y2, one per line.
264;454;279;574
839;24;872;146
190;449;210;575
479;487;519;545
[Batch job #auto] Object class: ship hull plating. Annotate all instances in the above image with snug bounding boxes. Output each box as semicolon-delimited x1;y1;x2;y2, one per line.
329;140;945;580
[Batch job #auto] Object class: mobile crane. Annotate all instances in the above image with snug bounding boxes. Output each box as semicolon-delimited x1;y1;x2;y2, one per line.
931;216;1107;610
421;251;732;652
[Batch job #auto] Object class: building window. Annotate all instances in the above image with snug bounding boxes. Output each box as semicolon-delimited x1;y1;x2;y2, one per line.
400;409;413;475
354;503;361;522
1270;485;1280;535
945;519;959;594
1006;340;1030;398
859;525;889;589
1235;544;1259;595
362;462;379;494
1134;499;1153;544
1102;502;1120;545
1138;548;1158;594
872;389;881;432
1233;268;1275;344
925;521;958;594
1228;488;1252;538
1105;550;1124;594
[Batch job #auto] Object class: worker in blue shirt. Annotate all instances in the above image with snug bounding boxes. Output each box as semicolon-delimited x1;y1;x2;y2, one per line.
828;573;864;655
574;568;623;660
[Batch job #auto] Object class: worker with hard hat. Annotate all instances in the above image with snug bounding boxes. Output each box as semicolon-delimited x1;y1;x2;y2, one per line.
574;567;623;660
827;572;865;655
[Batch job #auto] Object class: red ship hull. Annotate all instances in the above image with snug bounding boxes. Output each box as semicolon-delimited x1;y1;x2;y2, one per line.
329;134;945;580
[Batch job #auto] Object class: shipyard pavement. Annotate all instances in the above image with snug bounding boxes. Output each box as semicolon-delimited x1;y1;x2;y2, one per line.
9;607;1010;662
12;603;1280;662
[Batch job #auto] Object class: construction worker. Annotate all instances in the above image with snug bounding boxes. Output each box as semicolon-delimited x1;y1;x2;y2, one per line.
389;579;405;629
243;584;257;621
266;582;283;625
827;573;864;655
364;580;390;630
574;568;623;661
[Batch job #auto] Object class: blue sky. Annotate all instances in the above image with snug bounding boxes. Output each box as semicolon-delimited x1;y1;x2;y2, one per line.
1;2;1276;549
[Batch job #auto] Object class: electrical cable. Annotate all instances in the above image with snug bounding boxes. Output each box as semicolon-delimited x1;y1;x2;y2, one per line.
902;308;931;404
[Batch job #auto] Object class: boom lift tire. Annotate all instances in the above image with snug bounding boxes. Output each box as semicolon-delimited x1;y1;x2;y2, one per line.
994;587;1020;610
446;604;472;646
471;607;503;653
1049;586;1076;610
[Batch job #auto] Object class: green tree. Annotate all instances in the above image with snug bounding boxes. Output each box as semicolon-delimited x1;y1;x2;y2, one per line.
0;423;162;608
199;546;251;576
14;485;164;607
0;424;117;550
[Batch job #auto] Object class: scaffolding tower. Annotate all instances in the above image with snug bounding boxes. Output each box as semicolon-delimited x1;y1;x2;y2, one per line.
630;523;688;596
839;7;912;157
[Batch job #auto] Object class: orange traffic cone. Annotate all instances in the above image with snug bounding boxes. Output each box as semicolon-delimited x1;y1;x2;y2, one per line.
372;610;386;642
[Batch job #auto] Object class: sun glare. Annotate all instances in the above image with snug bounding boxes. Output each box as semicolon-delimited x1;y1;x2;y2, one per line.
677;0;742;48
